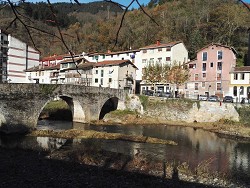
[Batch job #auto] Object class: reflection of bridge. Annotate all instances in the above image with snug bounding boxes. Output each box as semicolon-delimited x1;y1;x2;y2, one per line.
0;84;125;133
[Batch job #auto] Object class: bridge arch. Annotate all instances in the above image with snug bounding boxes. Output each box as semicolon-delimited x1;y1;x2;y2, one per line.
36;95;86;127
99;97;119;120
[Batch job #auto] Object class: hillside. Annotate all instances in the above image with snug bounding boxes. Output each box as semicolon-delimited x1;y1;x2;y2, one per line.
0;0;249;63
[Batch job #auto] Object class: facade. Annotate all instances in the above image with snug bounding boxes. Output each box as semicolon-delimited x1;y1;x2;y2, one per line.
139;41;189;93
185;43;237;99
0;30;8;83
229;66;250;103
92;60;137;93
7;35;40;83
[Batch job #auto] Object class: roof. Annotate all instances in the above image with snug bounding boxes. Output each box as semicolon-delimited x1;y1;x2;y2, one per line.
87;49;139;56
41;54;66;62
62;62;95;71
60;57;88;64
94;59;138;69
140;41;182;50
196;43;237;54
25;64;60;72
231;66;250;73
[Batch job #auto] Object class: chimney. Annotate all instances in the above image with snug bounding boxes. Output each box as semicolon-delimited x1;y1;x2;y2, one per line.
156;40;160;46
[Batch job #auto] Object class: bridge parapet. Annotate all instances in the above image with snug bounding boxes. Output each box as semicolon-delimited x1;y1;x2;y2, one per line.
0;83;125;133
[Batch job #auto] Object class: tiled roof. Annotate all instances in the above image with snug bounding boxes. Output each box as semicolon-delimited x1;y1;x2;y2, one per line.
41;54;66;61
231;66;250;73
196;43;237;54
63;62;95;71
60;57;87;63
25;64;60;72
94;59;138;69
140;41;182;50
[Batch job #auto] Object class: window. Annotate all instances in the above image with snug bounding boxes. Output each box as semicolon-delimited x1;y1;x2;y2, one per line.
158;48;162;52
202;82;205;87
210;62;213;67
62;63;68;69
233;86;237;96
202;52;207;61
95;70;98;74
195;74;199;81
142;59;147;64
234;73;238;80
195;83;198;90
218;51;223;60
240;86;244;95
149;58;154;64
217;62;222;71
158;58;162;63
143;50;147;53
189;64;194;69
217;73;221;80
166;47;171;51
95;78;98;83
100;78;103;85
109;78;112;83
101;70;104;77
241;73;245;80
185;83;187;89
166;57;171;61
202;73;206;78
216;83;221;90
202;63;206;71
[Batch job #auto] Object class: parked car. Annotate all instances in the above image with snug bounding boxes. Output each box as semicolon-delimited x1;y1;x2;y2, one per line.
142;90;154;96
198;95;208;101
208;95;219;102
223;96;234;103
161;92;173;98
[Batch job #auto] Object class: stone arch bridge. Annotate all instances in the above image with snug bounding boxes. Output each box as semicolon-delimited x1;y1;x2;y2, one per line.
0;84;125;133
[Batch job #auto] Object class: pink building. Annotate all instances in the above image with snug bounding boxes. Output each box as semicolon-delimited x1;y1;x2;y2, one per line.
185;43;237;99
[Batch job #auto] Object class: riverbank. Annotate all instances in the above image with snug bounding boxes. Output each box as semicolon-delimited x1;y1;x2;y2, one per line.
0;147;211;188
99;112;250;141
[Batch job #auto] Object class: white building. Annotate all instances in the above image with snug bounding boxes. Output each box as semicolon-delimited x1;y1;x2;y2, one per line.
229;66;250;103
7;35;40;83
92;59;137;93
139;41;189;93
0;30;8;83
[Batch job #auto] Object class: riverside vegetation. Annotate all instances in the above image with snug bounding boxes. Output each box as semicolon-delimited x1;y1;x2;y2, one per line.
32;96;250;187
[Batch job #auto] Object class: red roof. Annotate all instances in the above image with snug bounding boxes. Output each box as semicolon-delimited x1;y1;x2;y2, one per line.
94;59;138;69
140;41;182;50
41;54;66;61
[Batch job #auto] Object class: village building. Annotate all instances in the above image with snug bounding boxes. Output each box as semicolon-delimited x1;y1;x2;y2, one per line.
0;30;40;83
139;41;188;94
92;59;137;93
229;66;250;103
185;43;237;99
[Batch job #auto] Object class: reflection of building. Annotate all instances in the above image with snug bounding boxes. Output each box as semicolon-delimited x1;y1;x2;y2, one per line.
36;137;67;149
186;43;237;99
229;66;250;103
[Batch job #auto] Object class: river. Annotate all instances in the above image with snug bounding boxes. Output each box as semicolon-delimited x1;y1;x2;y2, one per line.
0;120;249;186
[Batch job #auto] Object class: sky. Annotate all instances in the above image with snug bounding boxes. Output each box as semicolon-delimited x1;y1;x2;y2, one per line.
28;0;250;9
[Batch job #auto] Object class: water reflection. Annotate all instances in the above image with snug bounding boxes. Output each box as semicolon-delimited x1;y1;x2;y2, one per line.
0;121;249;185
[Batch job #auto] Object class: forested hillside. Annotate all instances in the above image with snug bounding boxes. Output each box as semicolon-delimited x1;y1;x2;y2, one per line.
0;0;249;65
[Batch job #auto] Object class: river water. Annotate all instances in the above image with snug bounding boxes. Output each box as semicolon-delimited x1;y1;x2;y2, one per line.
0;120;249;186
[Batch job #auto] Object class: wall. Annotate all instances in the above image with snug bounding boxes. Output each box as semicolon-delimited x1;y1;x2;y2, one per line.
144;100;239;123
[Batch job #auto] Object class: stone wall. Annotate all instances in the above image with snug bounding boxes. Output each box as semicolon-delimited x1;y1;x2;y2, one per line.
124;96;239;123
144;100;239;123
